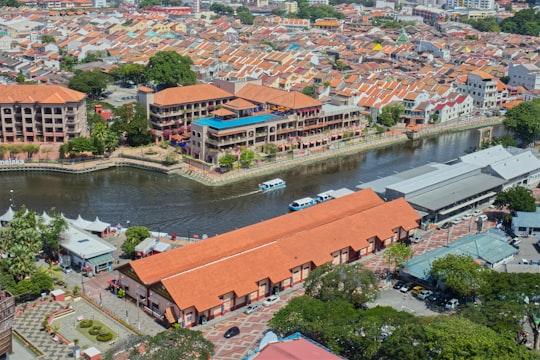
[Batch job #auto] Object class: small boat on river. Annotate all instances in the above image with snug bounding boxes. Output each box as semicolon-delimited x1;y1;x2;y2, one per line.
259;178;286;192
315;190;336;203
289;197;316;211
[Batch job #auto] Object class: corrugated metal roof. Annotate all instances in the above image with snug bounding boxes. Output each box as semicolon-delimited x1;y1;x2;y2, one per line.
488;151;540;180
512;207;540;229
459;145;512;168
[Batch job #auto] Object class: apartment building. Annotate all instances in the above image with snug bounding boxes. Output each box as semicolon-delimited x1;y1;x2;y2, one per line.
508;62;540;91
190;83;364;165
137;84;235;134
456;71;499;109
445;0;494;10
432;93;474;123
116;188;420;328
0;84;87;144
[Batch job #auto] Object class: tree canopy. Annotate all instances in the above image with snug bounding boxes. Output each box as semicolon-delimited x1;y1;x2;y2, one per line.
379;103;404;127
144;51;196;89
121;226;151;258
111;103;152;147
494;186;536;214
377;315;533;360
105;328;214;360
429;254;487;297
68;70;110;99
382;242;413;272
500;9;540;36
503;98;540;146
304;262;379;307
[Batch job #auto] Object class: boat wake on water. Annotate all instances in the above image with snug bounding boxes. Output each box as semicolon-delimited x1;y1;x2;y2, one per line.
220;189;262;200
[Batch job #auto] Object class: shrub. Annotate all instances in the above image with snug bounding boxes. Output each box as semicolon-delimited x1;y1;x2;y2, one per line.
89;326;102;335
96;332;113;342
79;319;93;328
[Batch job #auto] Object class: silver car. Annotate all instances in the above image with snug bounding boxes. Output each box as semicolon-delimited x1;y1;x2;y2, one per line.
244;304;260;314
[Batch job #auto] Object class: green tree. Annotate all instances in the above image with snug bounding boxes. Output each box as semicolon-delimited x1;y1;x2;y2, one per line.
15;72;25;84
145;51;196;89
106;328;214;360
60;54;78;72
379;103;404;127
239;149;255;168
111;103;151;147
91;121;118;155
265;143;278;159
121;226;150;258
0;207;42;281
138;0;160;7
503;98;540;146
302;85;315;98
491;133;517;148
218;153;236;170
39;208;68;260
382;242;413;272
22;144;40;159
429;254;486;297
500;75;510;84
494;186;536;213
377;316;533;360
236;6;254;24
68;70;110;99
41;34;56;43
60;137;98;158
304;262;379;307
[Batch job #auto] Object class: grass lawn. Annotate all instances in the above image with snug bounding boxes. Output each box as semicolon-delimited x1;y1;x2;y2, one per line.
76;319;117;344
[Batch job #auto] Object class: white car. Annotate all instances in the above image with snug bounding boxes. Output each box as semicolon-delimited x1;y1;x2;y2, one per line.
472;209;482;216
262;295;280;307
445;298;459;310
452;217;462;225
244;304;260;314
478;214;488;222
417;289;433;300
462;213;472;220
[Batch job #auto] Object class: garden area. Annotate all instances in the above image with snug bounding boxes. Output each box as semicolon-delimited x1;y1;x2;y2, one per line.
77;319;116;344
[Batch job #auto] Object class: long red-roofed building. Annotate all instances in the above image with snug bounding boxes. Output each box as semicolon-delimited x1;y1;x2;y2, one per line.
117;188;420;328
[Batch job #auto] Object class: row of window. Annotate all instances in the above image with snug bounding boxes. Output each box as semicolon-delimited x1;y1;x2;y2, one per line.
2;107;74;115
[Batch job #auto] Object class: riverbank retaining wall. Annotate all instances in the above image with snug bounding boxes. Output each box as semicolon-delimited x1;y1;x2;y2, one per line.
0;117;504;185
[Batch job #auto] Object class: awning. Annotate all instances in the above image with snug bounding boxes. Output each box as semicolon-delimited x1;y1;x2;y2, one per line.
165;307;176;323
87;253;115;267
438;192;496;215
107;280;119;289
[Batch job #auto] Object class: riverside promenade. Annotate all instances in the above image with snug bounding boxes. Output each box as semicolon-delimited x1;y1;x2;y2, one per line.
0;116;503;186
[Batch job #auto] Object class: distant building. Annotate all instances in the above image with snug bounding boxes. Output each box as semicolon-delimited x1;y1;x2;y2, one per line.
511;207;540;237
508;62;540;91
312;18;342;32
445;0;495;10
0;290;14;359
456;71;502;109
0;84;87;144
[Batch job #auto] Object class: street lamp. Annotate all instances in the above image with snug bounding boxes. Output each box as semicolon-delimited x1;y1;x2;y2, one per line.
9;189;14;208
81;255;86;295
136;285;141;330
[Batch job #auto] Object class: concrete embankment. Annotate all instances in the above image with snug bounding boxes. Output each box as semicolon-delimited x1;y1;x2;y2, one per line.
0;117;504;186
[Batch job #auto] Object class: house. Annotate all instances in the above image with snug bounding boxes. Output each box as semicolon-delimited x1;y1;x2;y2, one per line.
402;231;518;283
0;84;87;144
432;93;474;123
508;62;540;91
116;188;420;327
60;225;116;275
511;207;540;237
456;71;499;109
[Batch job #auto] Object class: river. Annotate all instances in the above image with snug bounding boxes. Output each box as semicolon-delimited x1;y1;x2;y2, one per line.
1;126;504;237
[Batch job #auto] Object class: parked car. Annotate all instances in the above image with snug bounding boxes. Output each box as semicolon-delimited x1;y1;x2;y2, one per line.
411;236;424;243
436;294;453;307
262;295;280;306
393;280;405;290
472;209;482;216
224;326;240;338
445;298;460;310
452;217;462;225
462;213;472;220
417;289;433;300
411;286;425;296
441;222;451;229
244;304;260;315
478;214;488;222
400;282;414;293
428;291;442;303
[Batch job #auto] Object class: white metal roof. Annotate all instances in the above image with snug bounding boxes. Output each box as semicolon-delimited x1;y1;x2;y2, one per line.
487;151;540;180
61;225;115;259
459;145;512;168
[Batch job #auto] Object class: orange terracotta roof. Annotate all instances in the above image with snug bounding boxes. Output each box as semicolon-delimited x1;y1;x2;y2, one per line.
151;190;420;312
152;84;234;106
223;98;256;111
212;108;235;116
0;84;85;104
